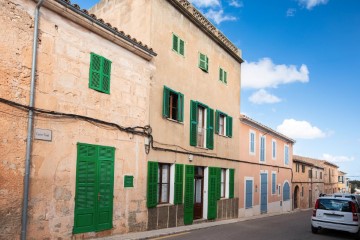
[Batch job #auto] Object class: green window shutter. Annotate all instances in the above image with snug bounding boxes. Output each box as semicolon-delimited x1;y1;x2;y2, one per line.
215;111;219;134
172;34;178;52
216;168;221;200
184;165;194;225
74;144;98;234
177;92;184;122
208;167;218;220
206;107;214;150
199;53;208;72
162;86;170;118
226;116;233;138
174;164;184;204
96;146;115;231
190;100;198;146
101;58;112;94
179;39;185;56
147;161;158;208
224;70;227;84
219;68;223;82
229;169;235;199
89;53;102;91
205;56;209;72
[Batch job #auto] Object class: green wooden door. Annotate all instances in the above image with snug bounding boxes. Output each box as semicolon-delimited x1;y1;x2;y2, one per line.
208;167;218;220
184;165;194;225
74;143;115;234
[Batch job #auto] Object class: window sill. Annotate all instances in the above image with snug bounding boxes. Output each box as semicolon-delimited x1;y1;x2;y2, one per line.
165;117;184;125
157;203;174;207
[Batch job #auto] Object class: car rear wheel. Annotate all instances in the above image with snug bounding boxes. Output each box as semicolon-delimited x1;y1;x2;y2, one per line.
354;229;360;240
311;225;318;234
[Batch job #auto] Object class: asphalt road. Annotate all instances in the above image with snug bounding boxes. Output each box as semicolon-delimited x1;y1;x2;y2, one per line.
155;210;356;240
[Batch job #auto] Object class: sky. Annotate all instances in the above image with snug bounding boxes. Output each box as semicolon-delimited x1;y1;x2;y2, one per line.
73;0;360;180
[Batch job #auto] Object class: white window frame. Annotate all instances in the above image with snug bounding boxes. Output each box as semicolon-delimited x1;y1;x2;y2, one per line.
271;171;277;195
244;177;254;209
272;139;277;160
225;169;230;199
259;135;266;163
249;130;256;155
284;144;289;166
219;113;226;136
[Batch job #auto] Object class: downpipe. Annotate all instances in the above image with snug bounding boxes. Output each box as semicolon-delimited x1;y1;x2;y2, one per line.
21;0;46;239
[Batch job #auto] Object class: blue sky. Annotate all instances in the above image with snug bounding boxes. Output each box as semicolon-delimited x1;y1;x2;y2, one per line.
73;0;360;180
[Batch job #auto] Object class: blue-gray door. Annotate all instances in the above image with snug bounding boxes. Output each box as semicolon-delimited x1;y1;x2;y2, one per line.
260;173;267;213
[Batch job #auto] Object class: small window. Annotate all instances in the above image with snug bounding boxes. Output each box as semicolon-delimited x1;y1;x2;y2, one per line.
260;135;266;162
301;186;304;197
249;131;255;154
172;34;185;56
320;172;322;179
245;179;253;209
284;145;289;165
198;53;209;72
215;110;232;138
158;163;170;204
219;67;227;84
272;139;277;159
302;165;305;173
309;169;312;178
272;172;276;195
296;163;300;172
89;53;112;94
163;86;184;122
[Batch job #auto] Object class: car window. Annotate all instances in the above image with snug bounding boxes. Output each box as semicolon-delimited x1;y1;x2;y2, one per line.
318;199;352;212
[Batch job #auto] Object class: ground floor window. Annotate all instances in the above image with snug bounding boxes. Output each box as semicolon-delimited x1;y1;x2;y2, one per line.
158;163;170;204
220;168;226;198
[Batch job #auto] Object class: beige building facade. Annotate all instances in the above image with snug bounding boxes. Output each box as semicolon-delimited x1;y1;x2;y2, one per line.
91;0;243;233
321;161;339;194
292;155;325;209
0;0;155;239
239;115;295;217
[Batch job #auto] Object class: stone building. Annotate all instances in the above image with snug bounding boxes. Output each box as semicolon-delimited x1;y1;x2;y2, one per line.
337;171;347;193
0;0;155;239
239;115;295;217
321;160;339;194
91;0;243;232
292;155;325;209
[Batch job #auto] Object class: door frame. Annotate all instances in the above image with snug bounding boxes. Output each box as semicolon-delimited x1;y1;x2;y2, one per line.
260;171;268;214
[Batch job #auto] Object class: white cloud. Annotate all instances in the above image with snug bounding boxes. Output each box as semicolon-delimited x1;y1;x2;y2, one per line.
204;9;237;24
241;58;309;89
297;0;329;10
229;0;243;8
276;119;326;139
322;153;355;163
189;0;220;8
249;89;282;104
286;8;296;17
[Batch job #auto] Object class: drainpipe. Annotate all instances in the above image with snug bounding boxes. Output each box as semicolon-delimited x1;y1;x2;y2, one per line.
21;0;46;239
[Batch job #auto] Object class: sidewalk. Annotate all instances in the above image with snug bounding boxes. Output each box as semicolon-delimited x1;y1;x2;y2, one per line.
93;210;306;240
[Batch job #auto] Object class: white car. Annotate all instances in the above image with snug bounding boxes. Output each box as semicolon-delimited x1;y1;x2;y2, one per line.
311;196;360;239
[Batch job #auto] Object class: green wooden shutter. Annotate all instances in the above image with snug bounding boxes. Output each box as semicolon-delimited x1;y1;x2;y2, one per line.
101;58;111;94
179;39;185;56
199;53;208;72
184;165;194;225
229;169;235;199
162;86;170;118
96;146;115;231
177;92;184;122
226;116;233;138
208;167;218;220
172;34;178;52
89;53;102;91
206;108;214;150
174;164;184;204
224;70;227;84
190;100;198;146
74;144;98;234
147;161;158;208
219;68;223;82
216;168;221;200
215;111;219;134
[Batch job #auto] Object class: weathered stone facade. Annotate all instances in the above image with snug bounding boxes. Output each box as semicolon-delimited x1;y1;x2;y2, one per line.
0;0;155;239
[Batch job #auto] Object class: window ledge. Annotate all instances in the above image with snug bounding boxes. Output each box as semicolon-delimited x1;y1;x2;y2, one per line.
157;203;174;208
165;117;184;125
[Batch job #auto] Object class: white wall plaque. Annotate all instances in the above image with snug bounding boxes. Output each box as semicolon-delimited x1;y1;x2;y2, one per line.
34;128;52;141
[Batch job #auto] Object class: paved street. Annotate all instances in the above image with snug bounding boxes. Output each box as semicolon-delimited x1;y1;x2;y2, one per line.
156;210;356;240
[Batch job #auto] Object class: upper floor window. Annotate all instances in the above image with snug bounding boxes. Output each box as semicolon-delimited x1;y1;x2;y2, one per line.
302;164;305;173
89;52;112;94
249;131;256;155
172;33;185;56
308;169;312;178
272;139;277;159
260;135;266;162
296;163;300;172
198;53;209;72
284;145;289;165
219;67;227;84
215;110;232;138
162;86;184;122
190;101;214;149
320;172;322;179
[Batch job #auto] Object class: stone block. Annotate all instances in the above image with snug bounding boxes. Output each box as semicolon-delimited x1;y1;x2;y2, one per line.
168;205;177;228
157;206;169;229
176;205;184;227
147;208;157;230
